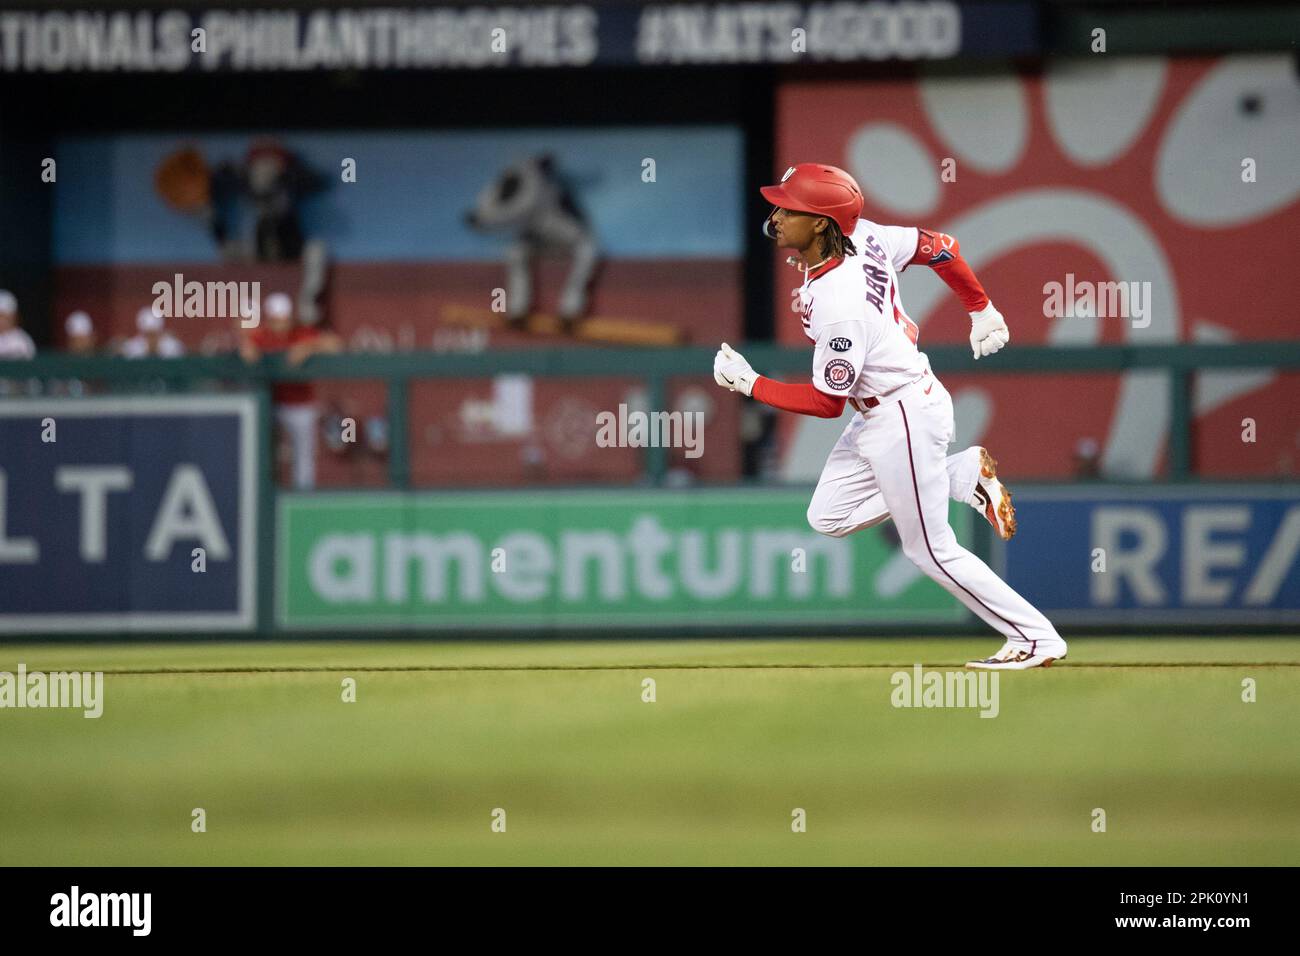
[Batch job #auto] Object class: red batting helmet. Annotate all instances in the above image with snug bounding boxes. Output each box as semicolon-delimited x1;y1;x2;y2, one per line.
760;163;863;238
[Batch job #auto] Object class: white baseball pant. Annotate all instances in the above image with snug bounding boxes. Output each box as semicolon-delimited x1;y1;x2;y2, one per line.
276;403;319;490
807;377;1060;647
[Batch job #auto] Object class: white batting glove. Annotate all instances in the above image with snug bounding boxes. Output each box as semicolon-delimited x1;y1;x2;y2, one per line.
969;302;1010;359
713;342;758;397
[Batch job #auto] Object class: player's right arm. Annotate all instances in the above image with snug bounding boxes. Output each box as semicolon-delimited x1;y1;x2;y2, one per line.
714;318;868;419
714;341;845;417
751;376;846;418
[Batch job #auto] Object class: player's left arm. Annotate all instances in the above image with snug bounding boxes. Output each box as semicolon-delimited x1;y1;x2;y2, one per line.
880;224;1009;360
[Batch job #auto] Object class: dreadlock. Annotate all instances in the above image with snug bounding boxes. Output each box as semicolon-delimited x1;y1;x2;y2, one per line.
819;220;857;261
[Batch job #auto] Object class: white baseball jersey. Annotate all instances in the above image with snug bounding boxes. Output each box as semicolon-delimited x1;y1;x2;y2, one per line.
0;328;36;359
795;218;929;403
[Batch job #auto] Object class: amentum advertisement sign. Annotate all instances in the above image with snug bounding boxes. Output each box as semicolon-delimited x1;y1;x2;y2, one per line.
0;3;1038;72
278;489;973;630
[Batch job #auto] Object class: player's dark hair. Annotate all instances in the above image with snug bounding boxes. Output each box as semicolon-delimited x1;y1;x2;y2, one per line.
819;220;857;261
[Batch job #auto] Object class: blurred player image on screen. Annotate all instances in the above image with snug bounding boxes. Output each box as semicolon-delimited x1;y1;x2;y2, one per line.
713;163;1067;670
465;154;600;332
240;291;343;490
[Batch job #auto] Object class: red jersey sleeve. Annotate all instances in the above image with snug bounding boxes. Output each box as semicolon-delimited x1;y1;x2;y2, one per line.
908;228;990;313
751;377;846;418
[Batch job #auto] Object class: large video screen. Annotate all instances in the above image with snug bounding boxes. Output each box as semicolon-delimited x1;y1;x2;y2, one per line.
52;126;745;485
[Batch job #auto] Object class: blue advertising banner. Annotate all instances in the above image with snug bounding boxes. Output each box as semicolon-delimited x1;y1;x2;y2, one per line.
0;396;258;632
0;3;1039;73
1002;486;1300;625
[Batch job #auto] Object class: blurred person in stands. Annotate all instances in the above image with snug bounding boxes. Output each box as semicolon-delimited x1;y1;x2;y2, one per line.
53;311;100;397
121;306;185;358
240;291;343;489
65;311;97;355
0;290;36;359
0;289;38;397
1073;437;1103;480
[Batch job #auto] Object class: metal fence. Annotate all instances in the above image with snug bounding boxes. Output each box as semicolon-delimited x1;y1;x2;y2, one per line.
6;340;1300;484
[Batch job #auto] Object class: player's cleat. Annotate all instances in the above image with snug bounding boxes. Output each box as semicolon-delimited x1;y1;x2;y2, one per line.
966;639;1067;670
971;447;1017;541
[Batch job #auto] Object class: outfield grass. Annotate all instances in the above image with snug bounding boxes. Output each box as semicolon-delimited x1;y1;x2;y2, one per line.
1;638;1296;866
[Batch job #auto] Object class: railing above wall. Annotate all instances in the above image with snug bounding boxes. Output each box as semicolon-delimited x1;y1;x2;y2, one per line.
5;341;1300;483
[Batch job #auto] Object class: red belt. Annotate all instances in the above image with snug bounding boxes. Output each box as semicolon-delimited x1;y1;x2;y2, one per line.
851;370;931;413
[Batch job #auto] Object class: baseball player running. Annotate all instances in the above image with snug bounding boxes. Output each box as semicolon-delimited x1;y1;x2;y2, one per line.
713;163;1066;669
